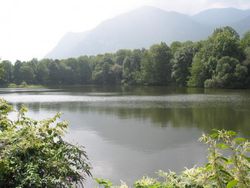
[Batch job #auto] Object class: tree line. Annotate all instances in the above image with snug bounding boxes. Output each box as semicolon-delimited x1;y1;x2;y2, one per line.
1;26;250;88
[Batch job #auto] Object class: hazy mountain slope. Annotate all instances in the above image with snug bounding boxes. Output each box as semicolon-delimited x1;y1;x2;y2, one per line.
232;15;250;35
46;6;210;59
46;7;250;59
192;8;250;27
46;31;89;59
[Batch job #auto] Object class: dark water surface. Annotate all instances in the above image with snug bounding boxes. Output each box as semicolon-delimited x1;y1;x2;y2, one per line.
1;86;250;186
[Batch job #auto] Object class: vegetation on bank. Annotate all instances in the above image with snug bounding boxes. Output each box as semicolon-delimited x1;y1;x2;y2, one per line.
96;130;250;188
7;81;45;89
0;99;91;187
0;27;250;89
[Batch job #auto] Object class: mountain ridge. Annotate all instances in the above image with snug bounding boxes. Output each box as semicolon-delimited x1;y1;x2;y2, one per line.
46;6;250;59
192;7;250;26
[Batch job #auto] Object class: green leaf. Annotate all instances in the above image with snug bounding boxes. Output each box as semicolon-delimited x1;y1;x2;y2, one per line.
243;156;250;162
48;129;52;135
95;178;113;187
210;130;219;139
227;131;236;137
218;156;229;162
233;137;247;144
217;143;229;150
220;169;232;178
226;180;238;188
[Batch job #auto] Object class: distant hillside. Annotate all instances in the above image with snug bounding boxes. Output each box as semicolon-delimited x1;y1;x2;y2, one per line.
192;8;250;27
46;6;250;59
46;7;210;59
46;31;89;59
232;15;250;35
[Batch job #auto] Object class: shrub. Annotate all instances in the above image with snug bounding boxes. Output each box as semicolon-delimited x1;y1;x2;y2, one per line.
0;99;91;187
20;81;27;87
96;130;250;188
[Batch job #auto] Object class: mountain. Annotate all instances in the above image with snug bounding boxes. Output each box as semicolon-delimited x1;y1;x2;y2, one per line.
46;31;89;59
232;15;250;35
192;8;250;27
46;6;210;59
46;6;250;59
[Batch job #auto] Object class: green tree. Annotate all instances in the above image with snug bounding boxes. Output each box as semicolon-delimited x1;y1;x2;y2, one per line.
205;56;248;88
114;49;131;65
48;60;62;85
188;51;207;87
171;44;196;86
78;56;92;84
27;58;39;83
111;64;122;84
13;60;23;85
189;27;244;88
241;31;250;49
0;64;4;85
211;26;243;60
241;47;250;87
19;65;35;84
36;59;50;85
92;61;115;85
122;57;133;84
0;60;13;85
121;49;143;85
141;42;172;85
0;99;91;187
170;41;182;55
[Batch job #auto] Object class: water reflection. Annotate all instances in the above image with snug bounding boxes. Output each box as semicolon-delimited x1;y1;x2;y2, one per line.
15;99;250;138
24;108;206;185
0;86;250;185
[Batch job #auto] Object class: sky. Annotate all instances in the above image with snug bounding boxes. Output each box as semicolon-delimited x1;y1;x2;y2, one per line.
0;0;250;62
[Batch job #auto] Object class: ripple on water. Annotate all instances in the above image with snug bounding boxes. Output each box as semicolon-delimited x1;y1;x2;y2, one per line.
1;93;250;109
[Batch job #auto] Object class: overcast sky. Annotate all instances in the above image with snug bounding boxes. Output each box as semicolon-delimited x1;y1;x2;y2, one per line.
1;0;250;62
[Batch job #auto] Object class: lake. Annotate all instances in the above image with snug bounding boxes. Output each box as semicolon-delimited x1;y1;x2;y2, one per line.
0;86;250;186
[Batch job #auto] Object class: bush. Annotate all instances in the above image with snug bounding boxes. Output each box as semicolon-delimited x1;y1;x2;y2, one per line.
20;81;27;87
7;83;17;88
0;99;91;187
96;130;250;188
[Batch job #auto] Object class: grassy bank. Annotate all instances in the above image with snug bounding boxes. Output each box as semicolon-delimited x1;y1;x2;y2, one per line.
7;82;46;89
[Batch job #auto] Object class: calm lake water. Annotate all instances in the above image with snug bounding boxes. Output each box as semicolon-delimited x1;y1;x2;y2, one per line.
0;86;250;186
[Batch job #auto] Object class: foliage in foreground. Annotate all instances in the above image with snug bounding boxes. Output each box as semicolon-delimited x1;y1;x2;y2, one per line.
96;130;250;188
0;99;91;187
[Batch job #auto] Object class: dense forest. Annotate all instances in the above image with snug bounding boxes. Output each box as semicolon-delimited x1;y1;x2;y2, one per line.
1;26;250;88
